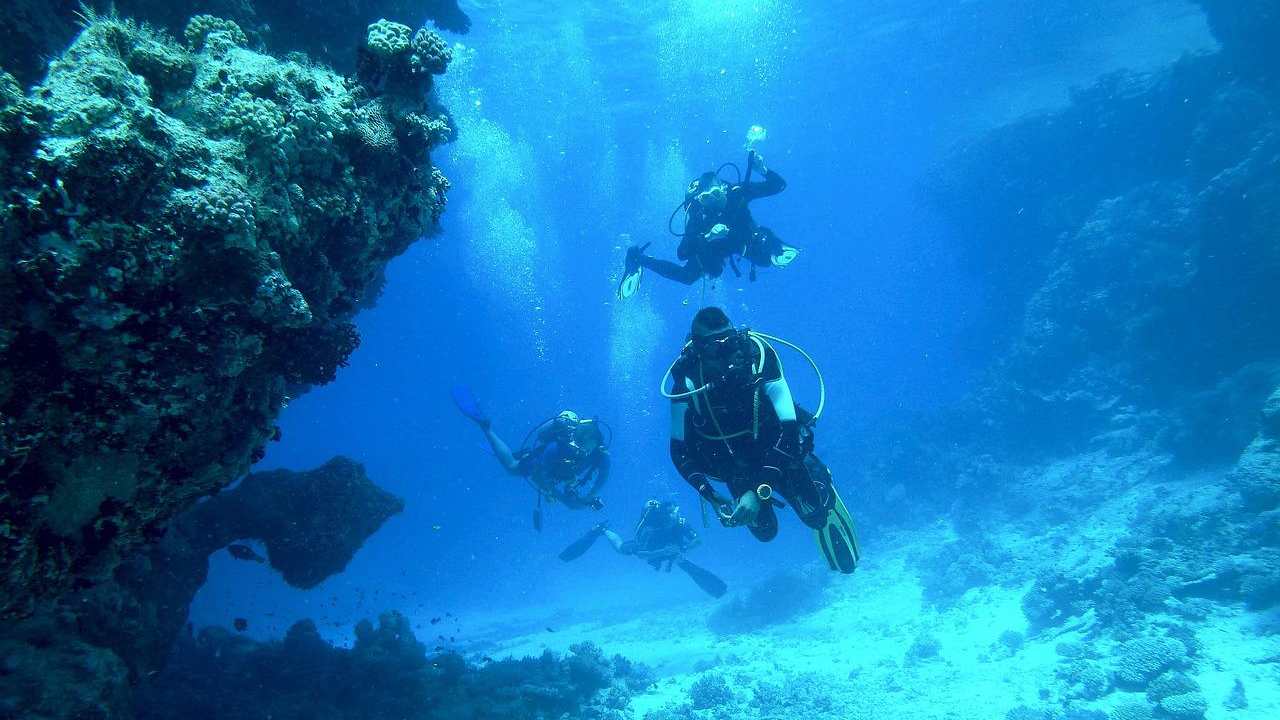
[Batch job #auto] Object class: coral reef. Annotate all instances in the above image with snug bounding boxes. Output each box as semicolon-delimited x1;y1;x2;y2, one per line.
0;13;449;620
0;0;470;87
135;614;649;720
0;457;402;718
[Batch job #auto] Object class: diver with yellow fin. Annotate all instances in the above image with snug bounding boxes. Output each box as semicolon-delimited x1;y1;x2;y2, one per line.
618;126;798;298
661;307;860;573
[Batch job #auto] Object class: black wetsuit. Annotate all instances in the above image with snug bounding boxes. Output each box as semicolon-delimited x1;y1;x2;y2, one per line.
517;421;609;508
642;169;788;285
619;507;699;570
668;333;834;541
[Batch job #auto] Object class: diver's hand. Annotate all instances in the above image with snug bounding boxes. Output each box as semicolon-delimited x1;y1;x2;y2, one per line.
704;223;729;242
752;153;768;175
729;491;761;527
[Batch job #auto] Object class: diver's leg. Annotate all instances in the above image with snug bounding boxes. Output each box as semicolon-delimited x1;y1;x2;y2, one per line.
638;255;703;285
605;530;627;553
480;426;522;474
776;457;833;530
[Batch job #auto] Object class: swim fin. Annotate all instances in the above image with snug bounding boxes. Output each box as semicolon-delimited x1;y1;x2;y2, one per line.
617;244;648;299
771;244;799;268
815;487;861;574
450;384;489;427
677;559;727;598
558;525;605;562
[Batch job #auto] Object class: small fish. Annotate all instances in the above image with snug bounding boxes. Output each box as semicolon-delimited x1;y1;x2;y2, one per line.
432;524;443;532
233;618;248;632
430;617;441;625
545;627;555;633
227;544;265;563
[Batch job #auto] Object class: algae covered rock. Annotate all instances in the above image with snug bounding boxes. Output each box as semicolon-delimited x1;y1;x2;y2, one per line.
0;14;450;617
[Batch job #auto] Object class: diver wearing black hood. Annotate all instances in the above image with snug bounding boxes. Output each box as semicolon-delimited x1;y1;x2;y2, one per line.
618;152;797;296
662;307;860;574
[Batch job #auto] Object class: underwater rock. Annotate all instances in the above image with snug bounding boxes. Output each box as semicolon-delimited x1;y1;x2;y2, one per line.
0;456;401;717
1230;383;1280;511
74;456;402;677
0;609;131;720
1193;0;1278;78
137;613;647;720
706;565;830;636
0;14;448;619
925;31;1280;466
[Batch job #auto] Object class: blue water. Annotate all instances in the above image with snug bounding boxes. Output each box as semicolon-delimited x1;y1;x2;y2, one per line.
184;0;1220;638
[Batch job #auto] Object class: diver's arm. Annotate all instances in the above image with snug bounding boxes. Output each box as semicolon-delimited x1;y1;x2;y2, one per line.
670;401;720;503
744;169;786;201
584;453;610;497
765;375;806;459
764;377;798;424
481;426;523;475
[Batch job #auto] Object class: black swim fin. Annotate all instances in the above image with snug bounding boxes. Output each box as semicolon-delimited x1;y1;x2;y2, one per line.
558;525;604;562
617;244;648;299
677;559;727;598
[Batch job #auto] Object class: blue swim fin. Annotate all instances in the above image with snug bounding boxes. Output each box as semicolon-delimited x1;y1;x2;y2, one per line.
450;385;489;427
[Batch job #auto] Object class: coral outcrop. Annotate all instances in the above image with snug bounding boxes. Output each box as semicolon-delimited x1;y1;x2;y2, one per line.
0;14;449;619
0;0;471;87
135;614;651;720
0;457;402;717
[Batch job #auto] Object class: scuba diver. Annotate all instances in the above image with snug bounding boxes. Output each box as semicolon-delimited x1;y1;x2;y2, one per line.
617;150;799;298
660;307;860;574
451;386;610;528
559;499;727;598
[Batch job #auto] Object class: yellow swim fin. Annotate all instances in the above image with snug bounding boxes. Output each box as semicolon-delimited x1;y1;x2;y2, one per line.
815;487;860;574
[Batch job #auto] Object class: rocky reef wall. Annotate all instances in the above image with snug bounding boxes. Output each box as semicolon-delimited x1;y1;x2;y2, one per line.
0;12;451;619
917;0;1279;472
858;4;1280;715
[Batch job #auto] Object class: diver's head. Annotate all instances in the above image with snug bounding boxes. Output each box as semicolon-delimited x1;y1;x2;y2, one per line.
687;172;728;213
558;410;580;423
691;307;733;339
689;307;739;357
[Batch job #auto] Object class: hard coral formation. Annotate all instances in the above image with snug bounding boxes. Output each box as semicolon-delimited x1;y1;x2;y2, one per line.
0;15;449;618
0;1;471;87
1112;636;1186;688
136;614;649;720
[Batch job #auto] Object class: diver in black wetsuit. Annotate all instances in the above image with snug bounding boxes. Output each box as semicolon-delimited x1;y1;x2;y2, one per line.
663;307;860;574
453;388;610;518
618;152;797;297
559;500;727;597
